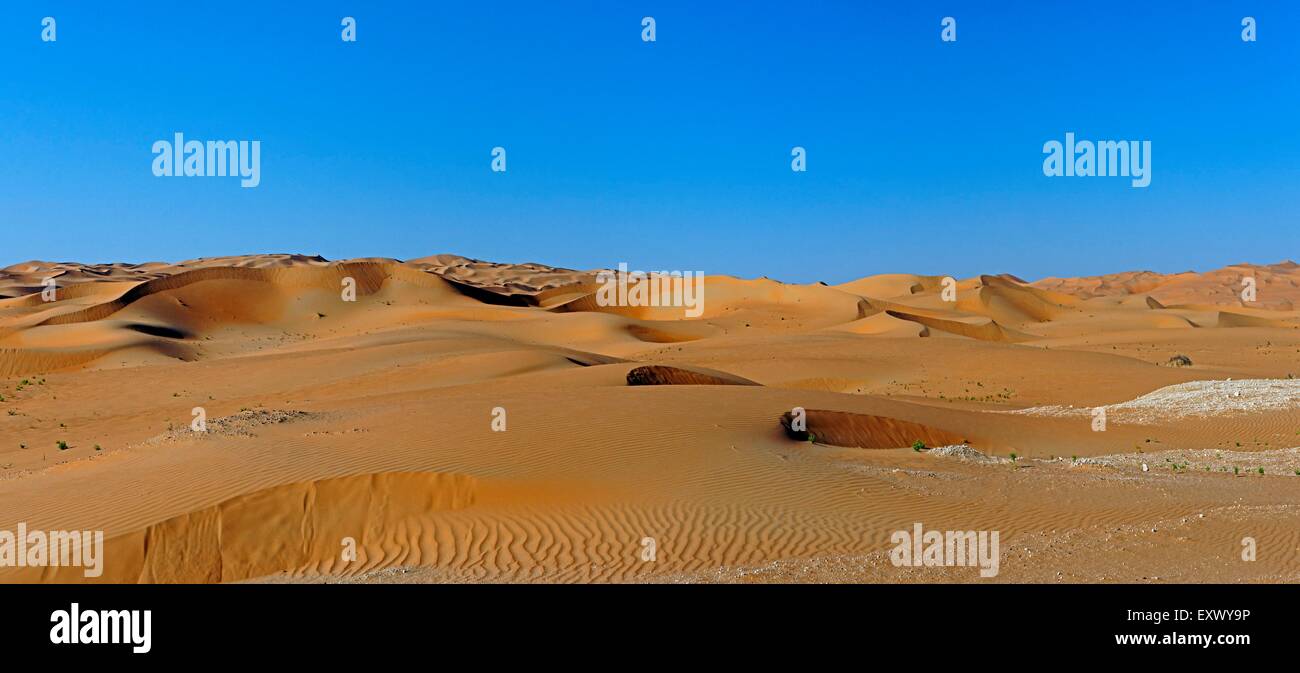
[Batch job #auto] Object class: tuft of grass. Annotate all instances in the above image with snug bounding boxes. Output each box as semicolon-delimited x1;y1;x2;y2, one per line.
94;444;101;451
1009;452;1018;462
912;440;926;452
1233;466;1240;476
56;440;68;451
1258;467;1265;476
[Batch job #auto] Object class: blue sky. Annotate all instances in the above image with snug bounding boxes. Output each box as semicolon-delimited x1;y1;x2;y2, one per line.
2;1;1297;283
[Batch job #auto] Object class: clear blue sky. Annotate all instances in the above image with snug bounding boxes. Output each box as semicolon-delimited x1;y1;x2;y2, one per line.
2;1;1297;283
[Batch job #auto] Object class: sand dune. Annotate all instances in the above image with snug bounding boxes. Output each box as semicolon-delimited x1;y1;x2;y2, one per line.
1216;309;1300;328
834;273;943;299
1033;261;1300;310
2;255;1298;584
780;408;966;448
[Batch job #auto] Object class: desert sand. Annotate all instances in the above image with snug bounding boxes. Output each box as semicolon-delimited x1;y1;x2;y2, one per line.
1;255;1298;583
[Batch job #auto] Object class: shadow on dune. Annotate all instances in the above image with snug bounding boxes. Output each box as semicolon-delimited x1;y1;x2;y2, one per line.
626;364;760;386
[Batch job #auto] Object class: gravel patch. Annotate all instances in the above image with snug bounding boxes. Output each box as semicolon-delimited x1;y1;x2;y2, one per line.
926;444;1006;463
1066;446;1300;476
138;409;323;444
1007;379;1300;423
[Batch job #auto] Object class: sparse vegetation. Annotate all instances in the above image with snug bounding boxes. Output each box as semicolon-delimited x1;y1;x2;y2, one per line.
56;440;68;451
912;440;926;452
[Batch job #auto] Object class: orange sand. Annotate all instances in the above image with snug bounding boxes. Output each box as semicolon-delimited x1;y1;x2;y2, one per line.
1;255;1298;583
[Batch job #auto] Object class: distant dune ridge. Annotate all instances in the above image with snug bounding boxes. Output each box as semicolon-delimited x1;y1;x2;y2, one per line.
1031;261;1300;310
2;254;1300;584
